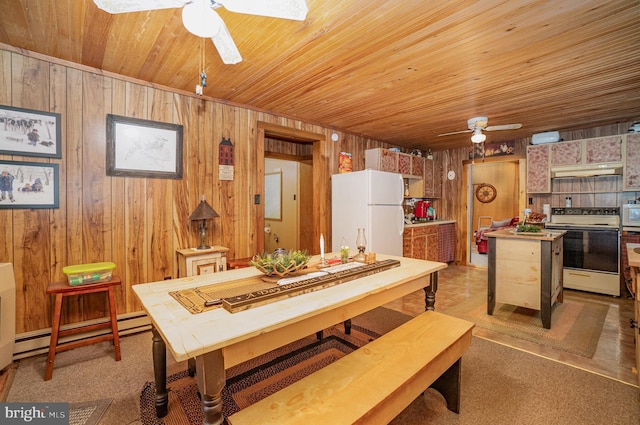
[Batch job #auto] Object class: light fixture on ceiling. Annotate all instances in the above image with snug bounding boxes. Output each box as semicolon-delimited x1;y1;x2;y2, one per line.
471;128;486;144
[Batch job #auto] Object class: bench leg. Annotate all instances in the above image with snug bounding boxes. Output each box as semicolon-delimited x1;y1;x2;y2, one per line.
316;330;323;340
429;358;462;414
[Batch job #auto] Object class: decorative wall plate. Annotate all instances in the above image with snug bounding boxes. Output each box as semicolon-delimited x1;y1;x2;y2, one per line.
475;183;497;203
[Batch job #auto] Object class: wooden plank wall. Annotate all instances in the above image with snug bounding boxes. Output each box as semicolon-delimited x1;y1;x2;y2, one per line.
0;45;635;335
0;47;396;335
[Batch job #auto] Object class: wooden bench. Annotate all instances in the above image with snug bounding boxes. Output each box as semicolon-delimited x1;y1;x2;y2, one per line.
227;310;474;425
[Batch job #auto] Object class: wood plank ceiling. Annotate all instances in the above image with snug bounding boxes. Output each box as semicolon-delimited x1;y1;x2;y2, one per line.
0;0;638;151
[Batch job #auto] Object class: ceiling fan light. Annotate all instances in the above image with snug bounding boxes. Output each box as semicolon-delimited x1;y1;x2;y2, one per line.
471;129;486;144
182;0;221;38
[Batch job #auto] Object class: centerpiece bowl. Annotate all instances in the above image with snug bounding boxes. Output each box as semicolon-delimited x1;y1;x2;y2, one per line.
250;250;311;277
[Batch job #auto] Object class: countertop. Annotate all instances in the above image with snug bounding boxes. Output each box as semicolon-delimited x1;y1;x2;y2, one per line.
404;219;456;228
486;228;566;241
627;243;640;268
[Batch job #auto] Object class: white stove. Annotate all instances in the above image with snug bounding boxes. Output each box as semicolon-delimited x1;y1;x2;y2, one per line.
546;207;620;296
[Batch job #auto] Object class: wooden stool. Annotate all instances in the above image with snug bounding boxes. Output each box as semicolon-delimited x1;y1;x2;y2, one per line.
45;277;122;381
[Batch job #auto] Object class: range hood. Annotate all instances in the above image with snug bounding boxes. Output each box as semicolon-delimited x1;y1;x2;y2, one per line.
550;162;623;178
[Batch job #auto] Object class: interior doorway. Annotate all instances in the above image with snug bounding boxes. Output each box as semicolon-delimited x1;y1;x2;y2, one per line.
465;158;526;267
263;157;313;253
256;122;325;255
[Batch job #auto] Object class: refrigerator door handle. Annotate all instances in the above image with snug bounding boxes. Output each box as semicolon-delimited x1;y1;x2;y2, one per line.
397;205;405;236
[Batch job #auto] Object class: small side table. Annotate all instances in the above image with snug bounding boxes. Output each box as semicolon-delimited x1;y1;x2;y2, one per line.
45;277;122;381
177;246;229;277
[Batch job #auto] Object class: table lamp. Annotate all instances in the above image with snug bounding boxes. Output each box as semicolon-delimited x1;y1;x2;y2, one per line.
189;195;219;250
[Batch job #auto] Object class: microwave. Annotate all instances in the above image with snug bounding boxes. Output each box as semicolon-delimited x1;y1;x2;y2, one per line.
622;204;640;228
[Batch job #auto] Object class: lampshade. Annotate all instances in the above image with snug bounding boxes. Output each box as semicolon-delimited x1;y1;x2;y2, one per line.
189;198;219;221
471;128;486;144
189;197;219;250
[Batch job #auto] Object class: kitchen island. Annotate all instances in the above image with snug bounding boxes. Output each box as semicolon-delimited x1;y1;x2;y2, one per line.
487;229;565;329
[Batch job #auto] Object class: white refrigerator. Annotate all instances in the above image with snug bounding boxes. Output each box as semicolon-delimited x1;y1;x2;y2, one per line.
331;170;405;256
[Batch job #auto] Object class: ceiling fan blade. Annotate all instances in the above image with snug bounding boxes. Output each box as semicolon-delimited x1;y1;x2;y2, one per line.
438;129;472;137
210;12;242;64
93;0;185;14
485;123;523;131
219;0;309;20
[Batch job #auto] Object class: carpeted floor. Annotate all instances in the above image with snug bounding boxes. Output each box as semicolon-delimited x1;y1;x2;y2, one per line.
139;325;379;424
444;293;608;357
5;307;640;424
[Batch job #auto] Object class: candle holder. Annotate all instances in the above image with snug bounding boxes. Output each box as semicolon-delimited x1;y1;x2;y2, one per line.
353;228;367;262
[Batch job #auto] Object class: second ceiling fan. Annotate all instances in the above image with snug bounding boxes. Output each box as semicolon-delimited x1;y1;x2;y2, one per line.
438;116;522;143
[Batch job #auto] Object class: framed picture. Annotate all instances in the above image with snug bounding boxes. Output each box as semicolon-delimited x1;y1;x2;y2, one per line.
106;114;183;179
0;105;62;158
0;160;59;209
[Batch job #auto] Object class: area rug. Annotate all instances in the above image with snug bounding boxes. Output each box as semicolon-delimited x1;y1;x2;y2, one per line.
139;324;381;425
443;293;608;358
69;398;112;425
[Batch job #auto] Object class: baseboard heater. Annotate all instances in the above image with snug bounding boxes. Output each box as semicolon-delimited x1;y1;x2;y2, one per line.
12;312;151;360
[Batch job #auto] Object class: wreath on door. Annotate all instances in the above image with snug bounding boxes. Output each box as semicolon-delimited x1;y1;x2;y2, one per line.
475;183;497;203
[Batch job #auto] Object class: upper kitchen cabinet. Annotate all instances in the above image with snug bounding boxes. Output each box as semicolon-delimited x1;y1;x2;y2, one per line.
624;133;640;190
365;148;424;178
526;144;551;193
550;136;622;166
551;140;582;166
585;136;623;164
423;157;442;198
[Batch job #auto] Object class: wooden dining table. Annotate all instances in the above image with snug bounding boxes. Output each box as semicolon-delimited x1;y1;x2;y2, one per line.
132;253;447;425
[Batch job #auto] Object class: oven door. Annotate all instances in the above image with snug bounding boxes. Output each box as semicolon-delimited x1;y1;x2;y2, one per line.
546;225;619;273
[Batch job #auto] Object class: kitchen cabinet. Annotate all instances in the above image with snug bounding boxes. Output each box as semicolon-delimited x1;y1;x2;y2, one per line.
550;136;623;166
403;221;456;262
551;140;581;166
585;136;622;164
624;133;640;190
365;148;423;178
423;157;442;198
487;229;564;329
177;246;229;277
526;144;551;193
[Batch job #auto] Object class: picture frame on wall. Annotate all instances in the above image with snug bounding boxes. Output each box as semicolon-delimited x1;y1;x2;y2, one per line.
106;114;183;179
0;105;62;158
0;160;59;209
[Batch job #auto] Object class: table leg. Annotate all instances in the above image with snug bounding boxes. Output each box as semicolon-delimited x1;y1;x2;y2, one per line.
196;349;226;425
424;271;438;311
151;326;168;418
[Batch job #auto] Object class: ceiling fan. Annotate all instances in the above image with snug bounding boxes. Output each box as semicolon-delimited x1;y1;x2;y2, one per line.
92;0;308;65
438;116;523;143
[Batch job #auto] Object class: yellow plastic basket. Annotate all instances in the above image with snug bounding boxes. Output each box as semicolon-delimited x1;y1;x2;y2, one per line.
62;262;116;286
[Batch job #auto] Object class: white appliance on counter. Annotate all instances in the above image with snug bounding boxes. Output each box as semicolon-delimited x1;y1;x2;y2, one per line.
332;170;404;256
